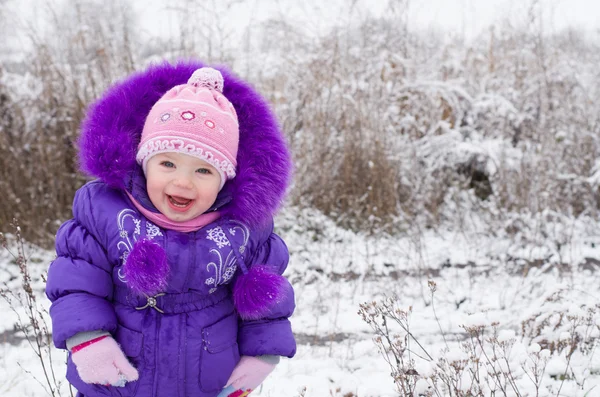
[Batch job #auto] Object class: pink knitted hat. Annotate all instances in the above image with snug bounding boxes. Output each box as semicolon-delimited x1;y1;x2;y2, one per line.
136;67;239;187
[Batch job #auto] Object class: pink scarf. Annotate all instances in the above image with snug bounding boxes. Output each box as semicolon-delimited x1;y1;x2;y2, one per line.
125;191;220;233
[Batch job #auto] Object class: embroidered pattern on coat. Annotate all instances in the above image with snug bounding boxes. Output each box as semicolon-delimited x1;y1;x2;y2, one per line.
205;221;249;293
228;222;250;254
146;222;163;239
116;208;163;283
206;226;230;248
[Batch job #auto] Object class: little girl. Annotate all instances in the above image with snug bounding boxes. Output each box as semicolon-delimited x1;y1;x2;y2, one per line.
46;61;296;397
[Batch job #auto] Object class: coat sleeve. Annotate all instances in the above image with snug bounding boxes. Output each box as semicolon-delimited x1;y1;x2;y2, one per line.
235;220;296;358
46;184;117;349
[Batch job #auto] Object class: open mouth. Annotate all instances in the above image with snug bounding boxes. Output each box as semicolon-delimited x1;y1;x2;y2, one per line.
167;195;193;211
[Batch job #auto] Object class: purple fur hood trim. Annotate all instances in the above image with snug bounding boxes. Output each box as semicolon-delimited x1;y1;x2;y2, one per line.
78;60;292;227
124;239;169;296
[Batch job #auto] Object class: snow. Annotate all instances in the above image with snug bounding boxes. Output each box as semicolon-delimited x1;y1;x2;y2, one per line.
1;206;599;396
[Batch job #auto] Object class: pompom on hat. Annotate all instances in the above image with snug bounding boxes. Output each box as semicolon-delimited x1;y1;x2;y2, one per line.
136;67;239;188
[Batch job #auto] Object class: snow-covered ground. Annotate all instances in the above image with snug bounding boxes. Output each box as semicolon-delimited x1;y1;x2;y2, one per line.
1;208;598;397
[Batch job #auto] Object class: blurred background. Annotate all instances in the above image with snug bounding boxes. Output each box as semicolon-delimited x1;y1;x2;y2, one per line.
1;0;599;247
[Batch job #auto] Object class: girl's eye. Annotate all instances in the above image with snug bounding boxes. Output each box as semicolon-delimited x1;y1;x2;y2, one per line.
196;168;212;174
160;161;175;168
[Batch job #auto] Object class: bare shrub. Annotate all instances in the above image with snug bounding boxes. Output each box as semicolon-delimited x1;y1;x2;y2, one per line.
0;221;71;396
275;28;403;234
359;282;599;396
0;1;138;247
521;290;600;357
0;59;87;246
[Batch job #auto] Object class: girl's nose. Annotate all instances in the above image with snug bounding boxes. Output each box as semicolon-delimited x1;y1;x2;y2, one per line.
173;175;193;189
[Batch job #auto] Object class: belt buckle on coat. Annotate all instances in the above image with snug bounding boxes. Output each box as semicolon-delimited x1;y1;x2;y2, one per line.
135;293;166;313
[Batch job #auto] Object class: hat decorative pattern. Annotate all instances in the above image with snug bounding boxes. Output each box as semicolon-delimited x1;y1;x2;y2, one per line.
136;139;236;180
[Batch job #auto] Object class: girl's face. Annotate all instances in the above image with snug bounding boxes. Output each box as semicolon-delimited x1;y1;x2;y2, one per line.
145;152;221;222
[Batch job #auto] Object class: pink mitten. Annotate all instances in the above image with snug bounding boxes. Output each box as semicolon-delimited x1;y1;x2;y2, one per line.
222;355;277;395
71;335;139;387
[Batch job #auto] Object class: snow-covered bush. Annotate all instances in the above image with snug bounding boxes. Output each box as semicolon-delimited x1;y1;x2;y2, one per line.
264;11;600;236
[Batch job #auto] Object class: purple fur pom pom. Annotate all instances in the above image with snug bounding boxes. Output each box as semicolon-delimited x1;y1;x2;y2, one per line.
233;265;286;320
124;239;169;296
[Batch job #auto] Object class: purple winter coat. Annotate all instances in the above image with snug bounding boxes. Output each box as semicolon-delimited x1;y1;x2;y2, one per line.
46;60;296;397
